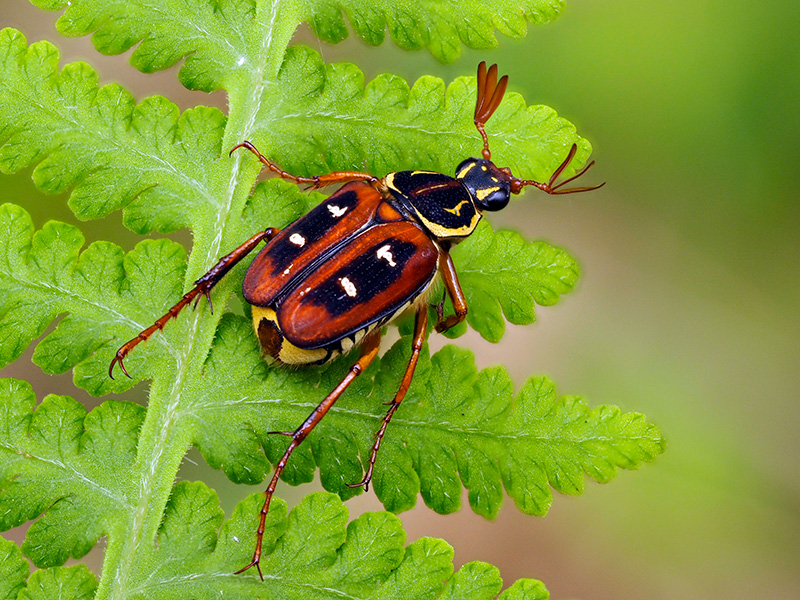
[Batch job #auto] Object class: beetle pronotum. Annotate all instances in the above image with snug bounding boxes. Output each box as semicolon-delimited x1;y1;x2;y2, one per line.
109;62;603;578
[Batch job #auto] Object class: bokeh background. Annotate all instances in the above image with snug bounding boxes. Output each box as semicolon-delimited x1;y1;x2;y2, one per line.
2;1;798;599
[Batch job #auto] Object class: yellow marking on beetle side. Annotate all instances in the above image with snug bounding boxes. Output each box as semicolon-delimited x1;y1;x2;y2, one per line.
457;162;477;178
444;199;470;216
414;209;482;239
475;186;501;201
250;306;328;365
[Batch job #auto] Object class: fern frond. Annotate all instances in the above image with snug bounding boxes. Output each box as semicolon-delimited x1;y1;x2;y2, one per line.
249;46;591;181
186;315;665;518
304;0;564;61
0;29;228;238
31;0;563;67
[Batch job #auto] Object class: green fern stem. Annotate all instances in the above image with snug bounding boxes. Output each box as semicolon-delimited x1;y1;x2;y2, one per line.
95;3;302;597
98;393;193;600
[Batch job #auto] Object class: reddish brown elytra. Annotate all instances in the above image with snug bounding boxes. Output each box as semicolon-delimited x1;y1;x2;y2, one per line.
109;61;603;579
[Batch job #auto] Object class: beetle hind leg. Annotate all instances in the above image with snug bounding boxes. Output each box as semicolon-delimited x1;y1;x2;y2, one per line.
237;330;382;579
108;228;280;379
348;304;429;491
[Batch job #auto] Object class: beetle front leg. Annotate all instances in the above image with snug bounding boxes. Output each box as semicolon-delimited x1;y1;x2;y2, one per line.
109;228;280;379
434;251;468;333
348;304;428;491
236;330;382;580
231;141;378;190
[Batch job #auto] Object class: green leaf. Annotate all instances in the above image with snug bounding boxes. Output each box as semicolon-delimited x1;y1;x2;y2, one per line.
0;203;189;394
250;45;592;182
498;579;550;600
29;0;300;94
31;0;563;68
303;0;565;61
0;536;28;600
308;0;563;62
187;315;666;519
439;561;503;600
0;379;144;567
448;220;579;342
19;566;97;600
0;28;228;236
87;485;549;599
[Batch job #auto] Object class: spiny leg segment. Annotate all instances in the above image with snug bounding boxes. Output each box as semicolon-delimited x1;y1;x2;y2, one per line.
348;304;429;491
236;330;383;580
231;141;378;189
109;228;280;378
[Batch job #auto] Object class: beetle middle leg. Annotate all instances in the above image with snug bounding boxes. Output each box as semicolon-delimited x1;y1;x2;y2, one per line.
236;330;382;580
348;304;429;491
434;251;468;333
231;141;378;190
109;228;280;378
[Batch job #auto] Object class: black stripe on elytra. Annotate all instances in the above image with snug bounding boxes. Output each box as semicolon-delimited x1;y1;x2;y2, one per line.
304;237;424;316
265;188;363;279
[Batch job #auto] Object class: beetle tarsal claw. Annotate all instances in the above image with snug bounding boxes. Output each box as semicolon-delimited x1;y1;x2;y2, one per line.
233;560;264;581
346;477;371;491
265;430;294;437
108;354;131;380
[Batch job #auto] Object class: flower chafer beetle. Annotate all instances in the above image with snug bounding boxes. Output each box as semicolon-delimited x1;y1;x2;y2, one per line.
109;62;603;578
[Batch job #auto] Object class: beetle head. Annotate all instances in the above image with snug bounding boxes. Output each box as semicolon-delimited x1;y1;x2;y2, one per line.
470;62;604;203
455;157;511;212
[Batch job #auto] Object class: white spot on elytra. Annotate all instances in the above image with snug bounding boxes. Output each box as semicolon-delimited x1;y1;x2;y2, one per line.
328;204;347;218
376;244;397;267
340;277;357;297
289;233;305;246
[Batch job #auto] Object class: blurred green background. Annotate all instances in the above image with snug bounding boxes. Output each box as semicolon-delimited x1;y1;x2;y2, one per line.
2;1;798;598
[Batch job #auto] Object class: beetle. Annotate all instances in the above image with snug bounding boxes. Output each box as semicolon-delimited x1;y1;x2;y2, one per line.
109;62;602;578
